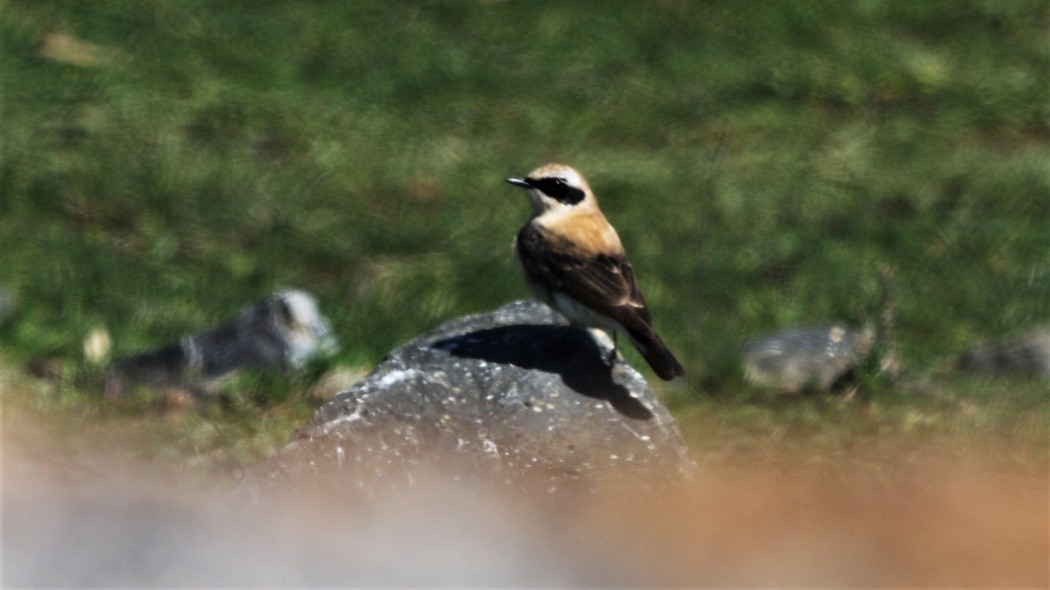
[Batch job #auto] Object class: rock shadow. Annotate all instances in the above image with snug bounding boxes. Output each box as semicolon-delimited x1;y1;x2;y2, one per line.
431;324;654;421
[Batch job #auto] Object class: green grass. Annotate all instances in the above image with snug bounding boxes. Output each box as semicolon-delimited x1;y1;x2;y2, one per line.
1;0;1047;473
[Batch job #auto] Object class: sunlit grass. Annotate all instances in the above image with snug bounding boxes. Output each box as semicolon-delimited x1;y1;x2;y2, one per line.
0;1;1046;473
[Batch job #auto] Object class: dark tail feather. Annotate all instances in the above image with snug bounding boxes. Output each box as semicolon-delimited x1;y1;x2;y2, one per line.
632;333;685;381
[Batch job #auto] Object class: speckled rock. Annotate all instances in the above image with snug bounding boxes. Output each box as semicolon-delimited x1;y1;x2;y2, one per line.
741;325;875;393
956;327;1050;379
256;300;694;494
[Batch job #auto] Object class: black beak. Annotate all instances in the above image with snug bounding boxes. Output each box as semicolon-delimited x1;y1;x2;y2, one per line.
505;177;532;188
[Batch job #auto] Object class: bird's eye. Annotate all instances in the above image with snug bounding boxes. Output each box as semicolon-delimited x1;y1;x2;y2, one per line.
534;177;584;205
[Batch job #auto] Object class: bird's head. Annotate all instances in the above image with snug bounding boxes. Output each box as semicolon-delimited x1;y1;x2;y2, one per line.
505;163;596;217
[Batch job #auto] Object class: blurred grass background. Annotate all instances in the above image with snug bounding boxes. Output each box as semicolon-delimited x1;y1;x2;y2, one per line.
1;0;1047;472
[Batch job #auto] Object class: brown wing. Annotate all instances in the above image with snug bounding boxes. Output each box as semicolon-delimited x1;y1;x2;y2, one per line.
517;223;685;380
517;224;654;337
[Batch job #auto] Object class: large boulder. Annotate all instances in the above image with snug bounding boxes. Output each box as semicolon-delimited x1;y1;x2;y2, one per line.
256;300;694;494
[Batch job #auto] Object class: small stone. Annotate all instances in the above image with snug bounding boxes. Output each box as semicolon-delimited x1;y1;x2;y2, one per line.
956;327;1050;379
741;324;875;393
105;289;336;399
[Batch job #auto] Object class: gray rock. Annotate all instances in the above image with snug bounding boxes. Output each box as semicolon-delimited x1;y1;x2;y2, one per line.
741;267;901;394
956;327;1050;379
741;325;875;393
105;289;336;398
256;300;694;495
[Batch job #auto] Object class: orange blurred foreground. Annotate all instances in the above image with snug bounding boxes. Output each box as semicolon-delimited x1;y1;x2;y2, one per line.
3;423;1046;587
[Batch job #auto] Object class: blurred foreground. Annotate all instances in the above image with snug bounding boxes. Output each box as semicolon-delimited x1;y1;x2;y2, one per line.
4;414;1045;587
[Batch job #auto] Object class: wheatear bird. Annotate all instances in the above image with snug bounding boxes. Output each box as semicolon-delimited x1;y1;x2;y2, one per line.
506;163;684;381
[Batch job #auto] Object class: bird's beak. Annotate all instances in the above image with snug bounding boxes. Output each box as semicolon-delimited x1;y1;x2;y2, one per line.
505;177;531;189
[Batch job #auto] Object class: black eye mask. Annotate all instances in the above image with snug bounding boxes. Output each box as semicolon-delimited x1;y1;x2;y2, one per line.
528;177;585;205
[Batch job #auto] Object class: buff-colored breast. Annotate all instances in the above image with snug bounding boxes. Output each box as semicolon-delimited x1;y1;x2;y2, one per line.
536;210;624;258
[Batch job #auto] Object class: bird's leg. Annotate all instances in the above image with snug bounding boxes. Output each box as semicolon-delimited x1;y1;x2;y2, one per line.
606;330;618;366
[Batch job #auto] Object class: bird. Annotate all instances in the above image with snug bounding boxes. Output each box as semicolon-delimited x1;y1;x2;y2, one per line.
505;163;684;381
